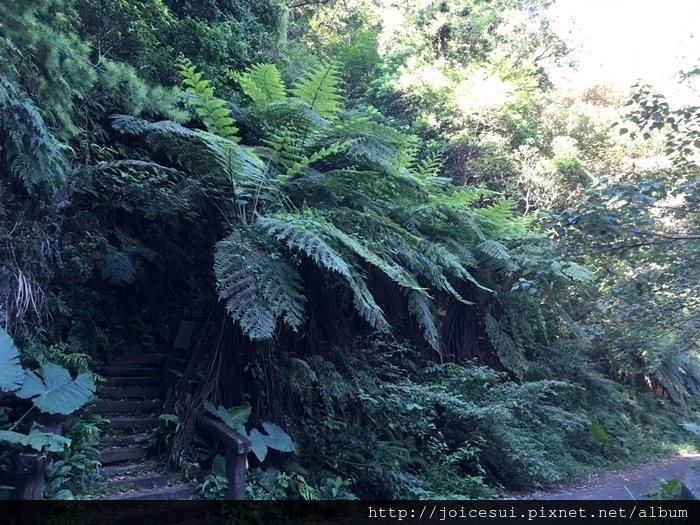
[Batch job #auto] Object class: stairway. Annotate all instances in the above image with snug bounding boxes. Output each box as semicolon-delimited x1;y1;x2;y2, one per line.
90;353;197;500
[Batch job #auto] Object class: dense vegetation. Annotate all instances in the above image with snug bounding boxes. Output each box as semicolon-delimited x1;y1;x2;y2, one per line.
2;0;700;499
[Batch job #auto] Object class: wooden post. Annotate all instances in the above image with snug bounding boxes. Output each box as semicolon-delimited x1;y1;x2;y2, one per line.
195;413;250;500
13;452;48;500
224;449;247;500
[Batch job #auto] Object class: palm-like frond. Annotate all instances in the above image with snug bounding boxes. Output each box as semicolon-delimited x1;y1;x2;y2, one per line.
256;214;389;332
290;62;343;120
214;231;306;340
407;290;440;352
230;63;287;107
178;57;239;141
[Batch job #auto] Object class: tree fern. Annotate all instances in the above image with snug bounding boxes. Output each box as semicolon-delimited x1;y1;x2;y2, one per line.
484;313;528;379
290;62;343;120
214;231;306;340
178;58;239;142
110;61;546;352
407;290;440;353
230;63;287;107
257;214;389;332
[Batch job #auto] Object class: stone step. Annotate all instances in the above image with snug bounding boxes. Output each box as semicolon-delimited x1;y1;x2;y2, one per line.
97;385;163;399
100;462;160;479
99;366;162;377
99;446;149;465
105;416;160;430
165;357;189;371
101;473;171;491
101;434;149;447
97;483;196;500
110;354;166;366
107;376;162;387
97;400;163;413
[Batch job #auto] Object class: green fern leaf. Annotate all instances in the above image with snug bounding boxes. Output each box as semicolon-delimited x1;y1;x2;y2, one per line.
178;57;239;141
476;240;517;272
0;75;66;196
258;215;389;331
407;291;440;352
214;231;306;340
291;62;343;120
230;63;287;106
484;314;528;379
101;250;137;285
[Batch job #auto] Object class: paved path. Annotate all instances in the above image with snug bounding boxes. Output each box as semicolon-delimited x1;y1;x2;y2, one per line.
515;454;700;500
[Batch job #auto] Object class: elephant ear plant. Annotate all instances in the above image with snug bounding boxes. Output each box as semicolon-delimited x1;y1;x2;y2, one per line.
0;328;96;452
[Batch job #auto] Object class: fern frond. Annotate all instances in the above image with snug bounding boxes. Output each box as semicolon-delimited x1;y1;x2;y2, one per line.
101;249;137;285
111;115;197;138
274;210;426;295
420;242;493;295
287;358;318;399
324;118;417;174
259;260;307;331
291;61;343;120
214;231;306;340
484;313;528;379
111;115;268;214
308;355;353;408
178;57;239;141
257;214;389;331
0;75;66;197
281;140;358;182
198;131;268;192
407;290;440;352
230;63;286;107
476;240;518;272
115;231;158;263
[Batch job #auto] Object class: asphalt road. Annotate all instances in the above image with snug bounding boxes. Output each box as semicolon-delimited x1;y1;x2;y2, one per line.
516;454;700;500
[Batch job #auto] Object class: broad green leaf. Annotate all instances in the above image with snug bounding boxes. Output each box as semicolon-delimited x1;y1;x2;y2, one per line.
212;454;226;477
249;428;268;462
226;405;251;427
16;364;95;415
589;422;608;443
204;401;234;428
659;478;682;494
0;424;72;452
204;402;251;429
261;421;295;453
0;328;24;392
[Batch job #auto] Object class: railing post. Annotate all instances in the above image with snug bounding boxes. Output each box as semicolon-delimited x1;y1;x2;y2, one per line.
195;413;250;500
224;448;246;500
13;452;48;500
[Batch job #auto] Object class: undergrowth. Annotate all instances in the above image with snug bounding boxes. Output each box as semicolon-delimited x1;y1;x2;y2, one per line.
256;341;700;499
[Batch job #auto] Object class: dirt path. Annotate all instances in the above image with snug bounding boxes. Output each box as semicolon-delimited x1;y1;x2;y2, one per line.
514;453;700;500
